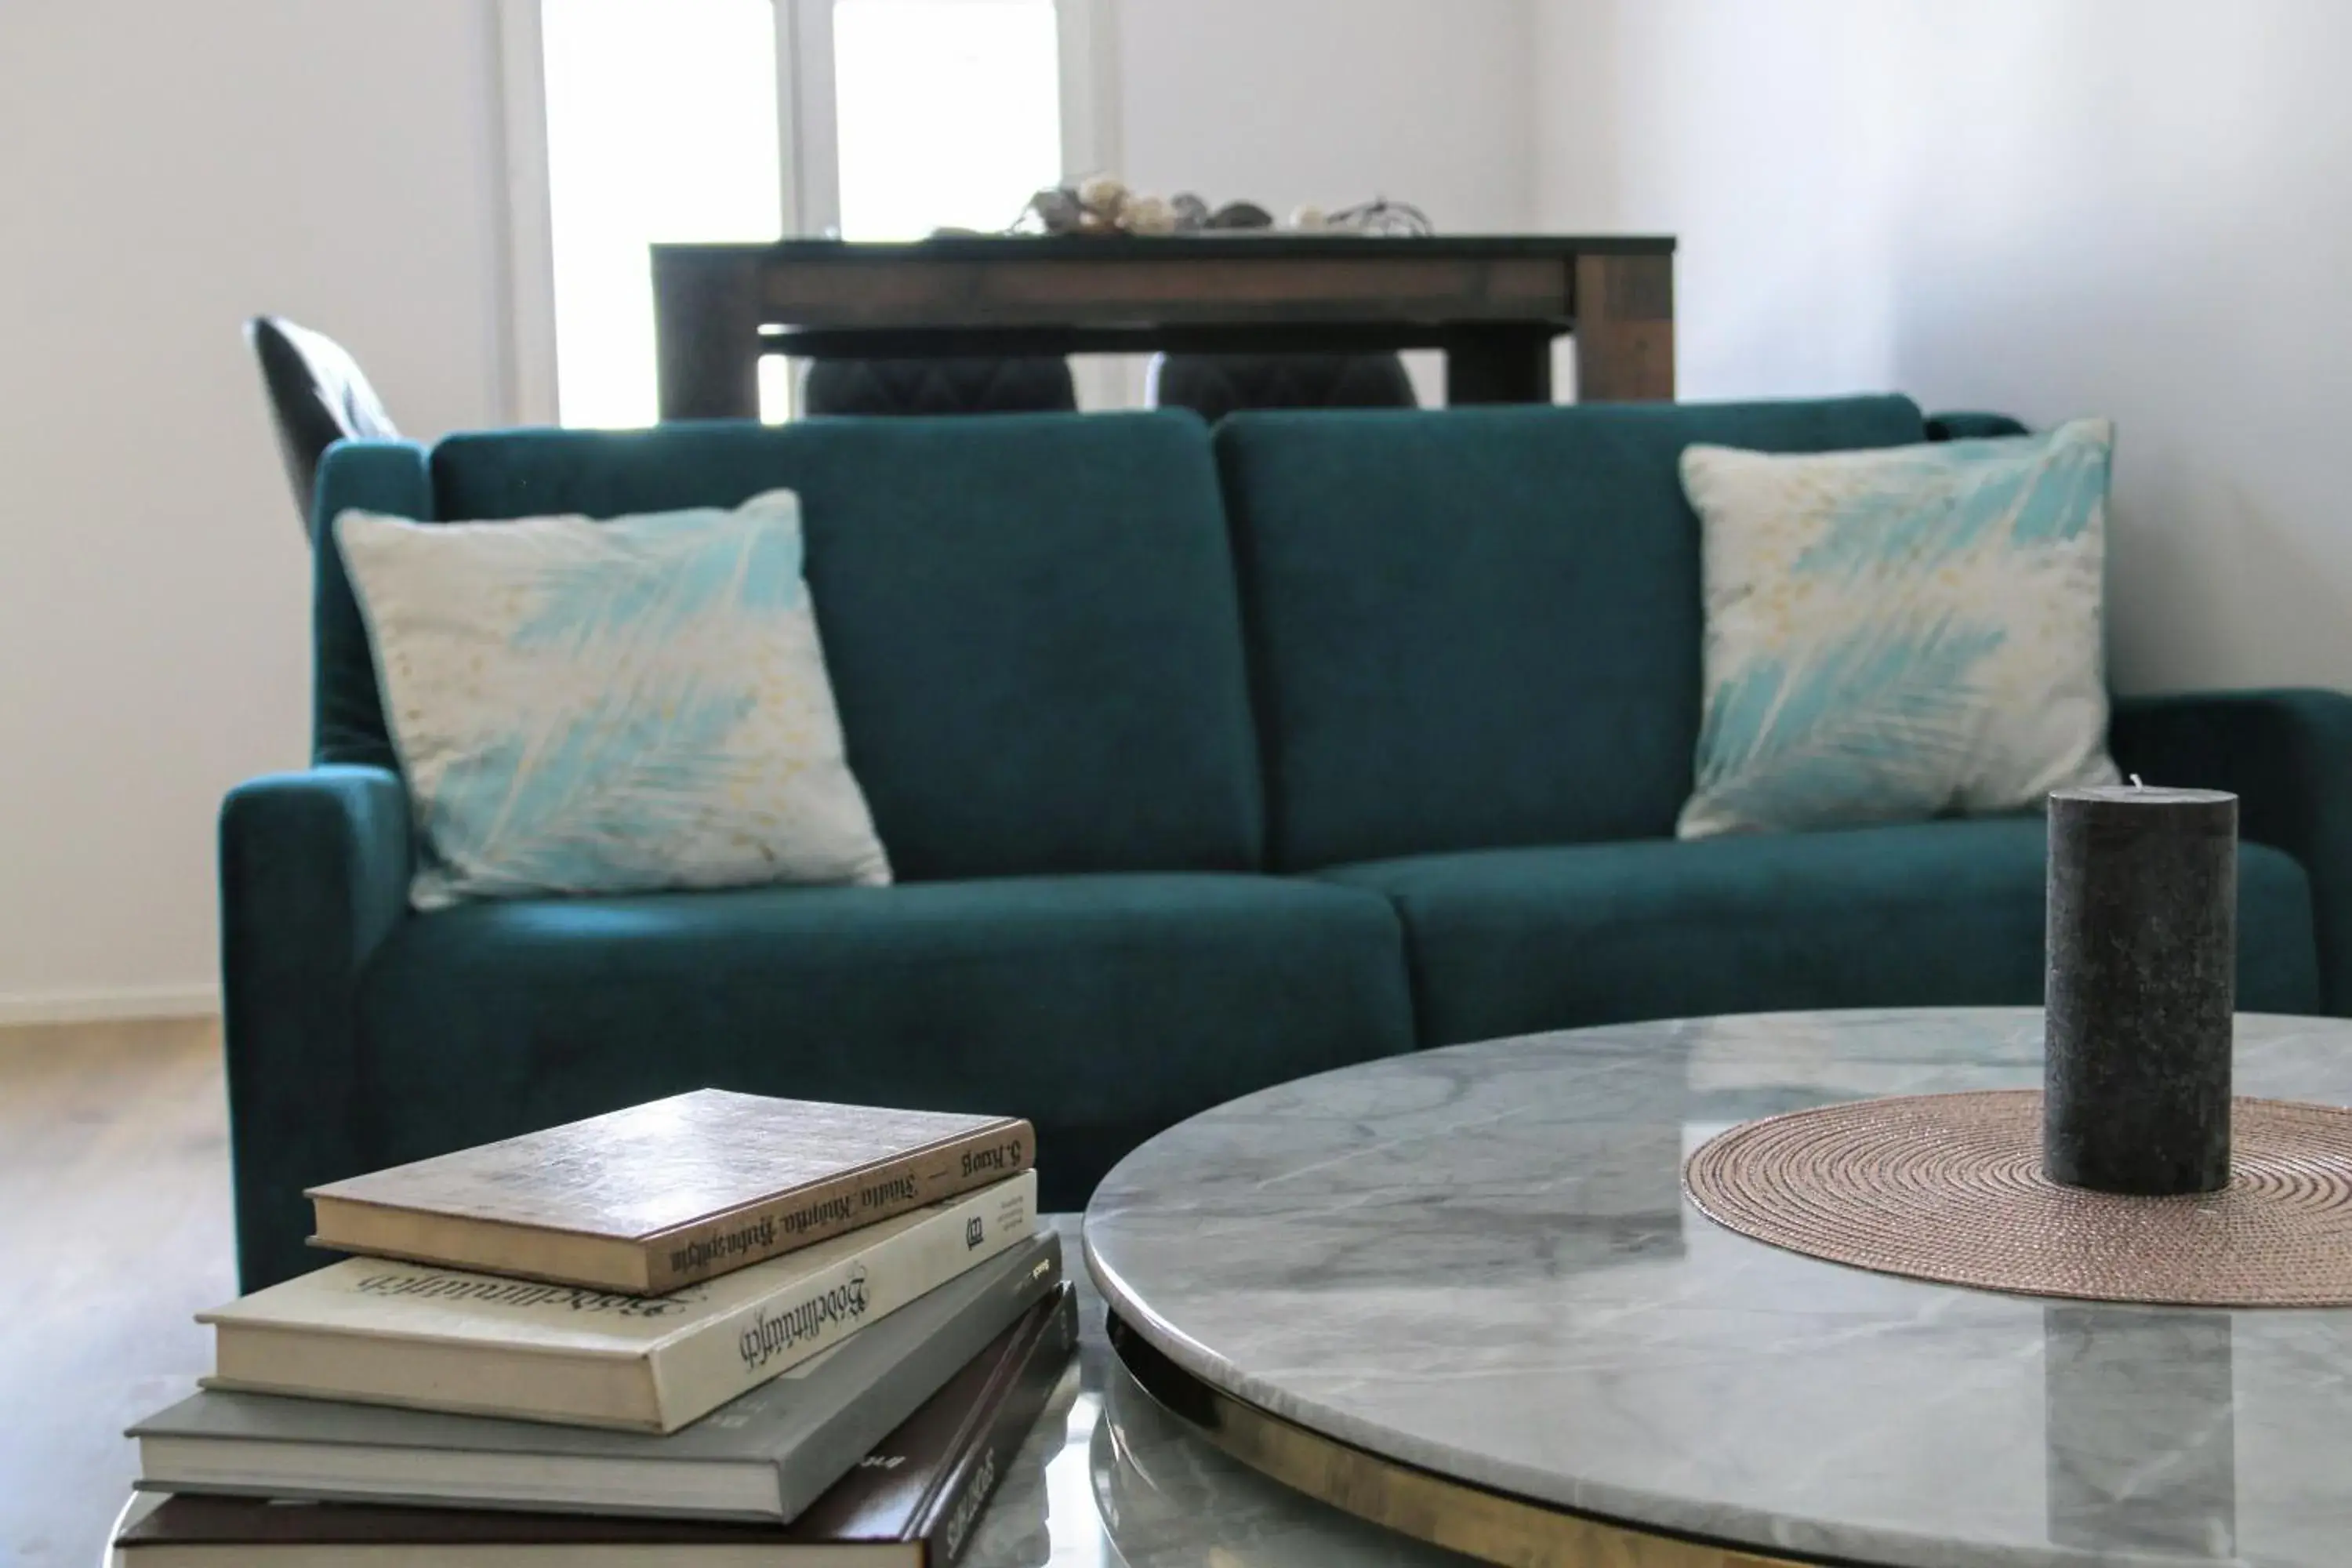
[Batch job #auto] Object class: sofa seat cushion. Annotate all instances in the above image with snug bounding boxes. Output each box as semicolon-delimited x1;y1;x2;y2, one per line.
1319;817;2321;1047
353;873;1413;1211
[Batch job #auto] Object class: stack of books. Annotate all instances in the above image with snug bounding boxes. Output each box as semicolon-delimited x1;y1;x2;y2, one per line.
118;1089;1073;1566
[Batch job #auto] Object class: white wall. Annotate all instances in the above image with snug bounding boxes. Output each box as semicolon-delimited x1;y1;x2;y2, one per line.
1880;2;2352;695
1118;0;1533;233
1096;0;1536;407
1532;0;1905;400
0;0;1536;1018
1532;0;2352;695
0;1;513;1018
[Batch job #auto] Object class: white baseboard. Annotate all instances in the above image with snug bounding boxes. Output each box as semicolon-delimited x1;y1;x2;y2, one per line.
0;984;222;1026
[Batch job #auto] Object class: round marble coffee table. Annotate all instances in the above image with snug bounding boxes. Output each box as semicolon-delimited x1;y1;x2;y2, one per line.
1084;1007;2352;1568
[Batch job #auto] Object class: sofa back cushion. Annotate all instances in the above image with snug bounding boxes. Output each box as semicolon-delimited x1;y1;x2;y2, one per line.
314;412;1265;880
1214;396;1929;870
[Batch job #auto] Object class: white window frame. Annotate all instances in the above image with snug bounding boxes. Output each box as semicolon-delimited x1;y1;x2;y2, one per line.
496;0;1121;426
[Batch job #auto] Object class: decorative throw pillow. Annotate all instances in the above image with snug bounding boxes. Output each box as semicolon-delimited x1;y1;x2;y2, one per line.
1678;419;2120;839
336;491;891;908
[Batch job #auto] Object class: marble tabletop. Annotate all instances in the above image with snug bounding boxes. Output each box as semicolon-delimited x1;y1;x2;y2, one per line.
1083;1008;2352;1568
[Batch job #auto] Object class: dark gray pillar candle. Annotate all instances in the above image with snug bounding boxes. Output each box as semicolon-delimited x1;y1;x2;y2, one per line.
2044;783;2238;1196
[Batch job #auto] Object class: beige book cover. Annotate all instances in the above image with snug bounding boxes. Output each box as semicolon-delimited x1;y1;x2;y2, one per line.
204;1172;1038;1433
307;1089;1034;1292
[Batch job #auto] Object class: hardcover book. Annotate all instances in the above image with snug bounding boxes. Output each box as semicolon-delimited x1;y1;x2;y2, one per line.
118;1284;1080;1567
307;1090;1034;1293
136;1230;1062;1521
201;1172;1037;1432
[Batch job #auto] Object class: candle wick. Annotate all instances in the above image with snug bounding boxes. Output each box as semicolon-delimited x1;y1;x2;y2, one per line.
2131;774;2145;789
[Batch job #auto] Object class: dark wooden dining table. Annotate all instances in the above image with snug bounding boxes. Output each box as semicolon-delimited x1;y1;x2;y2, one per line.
650;234;1674;420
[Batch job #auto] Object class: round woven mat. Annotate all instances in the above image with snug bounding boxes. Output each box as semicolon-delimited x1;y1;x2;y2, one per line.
1683;1091;2352;1307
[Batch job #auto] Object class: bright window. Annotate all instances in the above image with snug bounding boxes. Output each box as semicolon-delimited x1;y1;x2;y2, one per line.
833;0;1063;241
537;0;1076;427
541;0;782;430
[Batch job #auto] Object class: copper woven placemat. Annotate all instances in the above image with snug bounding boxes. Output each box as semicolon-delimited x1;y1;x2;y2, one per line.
1684;1091;2352;1306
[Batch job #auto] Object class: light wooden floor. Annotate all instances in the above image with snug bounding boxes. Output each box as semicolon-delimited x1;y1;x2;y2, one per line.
0;1018;233;1568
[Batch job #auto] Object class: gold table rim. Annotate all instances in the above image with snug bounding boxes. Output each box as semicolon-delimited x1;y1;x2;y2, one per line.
1106;1311;1818;1568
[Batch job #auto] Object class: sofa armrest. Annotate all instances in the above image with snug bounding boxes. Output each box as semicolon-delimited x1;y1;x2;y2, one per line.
1926;411;2031;441
2110;689;2352;1014
219;765;412;1289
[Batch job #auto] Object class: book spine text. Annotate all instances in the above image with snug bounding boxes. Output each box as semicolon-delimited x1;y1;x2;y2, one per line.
650;1120;1035;1290
646;1171;1038;1431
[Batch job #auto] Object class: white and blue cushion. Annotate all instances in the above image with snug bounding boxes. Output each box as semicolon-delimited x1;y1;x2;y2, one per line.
336;491;891;907
1679;419;2120;839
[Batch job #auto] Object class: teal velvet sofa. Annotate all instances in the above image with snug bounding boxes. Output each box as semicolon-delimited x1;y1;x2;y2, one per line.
222;396;2352;1288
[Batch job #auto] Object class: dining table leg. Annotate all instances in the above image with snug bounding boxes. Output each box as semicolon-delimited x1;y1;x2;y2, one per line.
655;250;764;421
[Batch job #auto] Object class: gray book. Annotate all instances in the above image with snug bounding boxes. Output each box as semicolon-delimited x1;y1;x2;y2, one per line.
130;1229;1062;1523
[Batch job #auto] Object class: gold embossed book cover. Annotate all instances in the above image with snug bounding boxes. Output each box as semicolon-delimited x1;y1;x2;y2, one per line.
307;1089;1033;1294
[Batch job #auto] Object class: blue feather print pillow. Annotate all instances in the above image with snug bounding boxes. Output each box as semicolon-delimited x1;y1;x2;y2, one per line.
336;491;891;906
1678;419;2120;839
